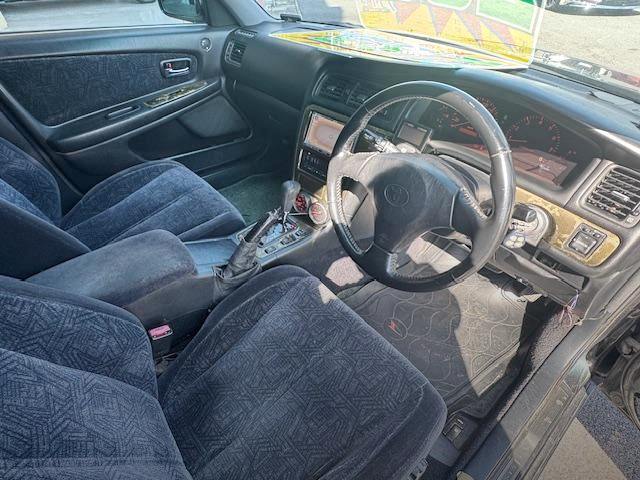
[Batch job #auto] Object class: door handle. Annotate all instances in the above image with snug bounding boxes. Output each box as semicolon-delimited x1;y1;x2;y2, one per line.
160;58;192;78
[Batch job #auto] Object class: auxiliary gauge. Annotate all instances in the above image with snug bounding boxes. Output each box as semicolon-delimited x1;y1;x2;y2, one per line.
308;202;329;225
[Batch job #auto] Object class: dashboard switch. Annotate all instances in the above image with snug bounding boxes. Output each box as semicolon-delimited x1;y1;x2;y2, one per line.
568;230;599;256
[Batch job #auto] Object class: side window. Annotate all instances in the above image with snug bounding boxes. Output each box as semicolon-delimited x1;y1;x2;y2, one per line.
0;0;203;34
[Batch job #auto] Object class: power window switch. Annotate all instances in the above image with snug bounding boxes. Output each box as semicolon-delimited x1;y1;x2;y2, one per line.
568;231;598;256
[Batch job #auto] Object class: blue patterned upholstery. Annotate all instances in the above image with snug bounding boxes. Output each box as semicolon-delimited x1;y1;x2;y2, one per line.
0;267;446;479
61;160;244;249
0;276;157;396
0;140;244;278
0;179;50;220
0;277;191;479
0;138;61;221
159;266;447;480
0;349;191;479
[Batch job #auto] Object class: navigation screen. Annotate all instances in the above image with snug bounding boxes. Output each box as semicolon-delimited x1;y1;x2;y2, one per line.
304;113;344;155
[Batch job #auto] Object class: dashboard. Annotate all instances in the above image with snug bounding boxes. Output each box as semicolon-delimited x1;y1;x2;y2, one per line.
299;92;598;189
222;24;640;310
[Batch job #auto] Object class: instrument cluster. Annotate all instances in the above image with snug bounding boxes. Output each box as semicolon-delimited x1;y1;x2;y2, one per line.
422;96;594;186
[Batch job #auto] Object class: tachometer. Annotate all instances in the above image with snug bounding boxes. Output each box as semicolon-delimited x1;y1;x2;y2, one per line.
434;97;498;130
506;114;561;154
432;97;500;143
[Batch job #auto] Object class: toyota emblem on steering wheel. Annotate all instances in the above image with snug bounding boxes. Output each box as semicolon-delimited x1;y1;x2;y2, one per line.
384;184;410;207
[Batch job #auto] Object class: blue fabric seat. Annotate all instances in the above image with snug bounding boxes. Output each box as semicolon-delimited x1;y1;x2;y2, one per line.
0;266;447;480
0;138;244;278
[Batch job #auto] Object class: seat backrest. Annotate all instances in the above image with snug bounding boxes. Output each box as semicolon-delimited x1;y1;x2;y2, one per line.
0;276;193;479
0;275;157;394
0;138;61;222
0;138;88;278
0;347;193;479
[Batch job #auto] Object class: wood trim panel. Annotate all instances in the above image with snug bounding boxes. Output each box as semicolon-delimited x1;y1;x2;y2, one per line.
516;188;620;267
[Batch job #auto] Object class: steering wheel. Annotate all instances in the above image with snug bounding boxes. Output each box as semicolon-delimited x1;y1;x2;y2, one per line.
327;81;515;292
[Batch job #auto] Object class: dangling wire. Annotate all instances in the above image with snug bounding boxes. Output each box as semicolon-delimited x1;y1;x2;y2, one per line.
559;290;581;326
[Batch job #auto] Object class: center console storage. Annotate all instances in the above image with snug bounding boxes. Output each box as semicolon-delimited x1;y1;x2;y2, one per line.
25;229;252;354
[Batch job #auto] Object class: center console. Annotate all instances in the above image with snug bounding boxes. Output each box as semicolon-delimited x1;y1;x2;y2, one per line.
298;111;344;182
185;217;315;274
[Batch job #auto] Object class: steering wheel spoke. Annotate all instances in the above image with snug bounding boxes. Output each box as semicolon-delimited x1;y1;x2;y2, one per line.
361;242;397;282
326;152;377;189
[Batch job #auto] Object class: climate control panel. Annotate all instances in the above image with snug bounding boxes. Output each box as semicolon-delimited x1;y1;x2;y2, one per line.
299;149;329;181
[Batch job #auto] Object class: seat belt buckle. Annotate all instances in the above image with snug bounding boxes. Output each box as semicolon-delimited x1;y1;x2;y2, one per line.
148;324;173;357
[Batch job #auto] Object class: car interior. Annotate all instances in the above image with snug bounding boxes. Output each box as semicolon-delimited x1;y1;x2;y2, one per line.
2;0;640;479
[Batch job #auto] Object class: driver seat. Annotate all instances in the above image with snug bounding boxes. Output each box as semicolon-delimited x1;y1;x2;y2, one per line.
0;266;446;480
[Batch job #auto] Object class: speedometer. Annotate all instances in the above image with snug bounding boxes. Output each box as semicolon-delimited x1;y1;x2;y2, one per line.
506;114;561;154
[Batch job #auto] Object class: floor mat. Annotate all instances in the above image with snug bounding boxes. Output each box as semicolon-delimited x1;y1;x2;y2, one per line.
220;173;284;224
341;241;541;416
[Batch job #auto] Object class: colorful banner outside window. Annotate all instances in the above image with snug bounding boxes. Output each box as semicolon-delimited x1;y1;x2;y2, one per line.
356;0;544;64
270;0;545;69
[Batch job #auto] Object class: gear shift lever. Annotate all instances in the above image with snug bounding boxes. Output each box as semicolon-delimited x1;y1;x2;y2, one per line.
280;180;301;224
212;180;302;303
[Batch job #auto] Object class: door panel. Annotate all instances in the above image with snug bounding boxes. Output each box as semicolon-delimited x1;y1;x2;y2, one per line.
0;52;198;126
0;24;266;195
129;95;249;160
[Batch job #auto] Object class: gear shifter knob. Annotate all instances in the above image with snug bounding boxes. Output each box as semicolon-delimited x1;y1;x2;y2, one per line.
280;180;301;221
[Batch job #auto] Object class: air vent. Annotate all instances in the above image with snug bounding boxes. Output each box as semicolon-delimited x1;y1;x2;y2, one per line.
346;82;376;108
316;75;397;123
587;167;640;224
317;75;353;102
347;81;396;120
225;40;247;67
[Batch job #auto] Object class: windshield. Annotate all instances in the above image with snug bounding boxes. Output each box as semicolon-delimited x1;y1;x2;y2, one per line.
257;0;640;101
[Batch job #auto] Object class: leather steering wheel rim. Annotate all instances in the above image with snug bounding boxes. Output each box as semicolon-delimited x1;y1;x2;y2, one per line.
326;81;515;292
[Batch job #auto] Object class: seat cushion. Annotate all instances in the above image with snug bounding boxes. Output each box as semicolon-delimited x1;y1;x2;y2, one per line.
61;160;244;249
158;266;447;480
